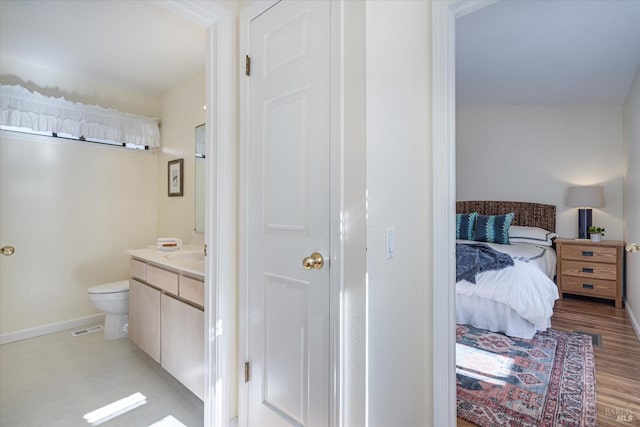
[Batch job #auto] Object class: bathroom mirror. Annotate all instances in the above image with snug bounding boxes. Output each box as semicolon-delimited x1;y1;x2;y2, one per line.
195;123;205;233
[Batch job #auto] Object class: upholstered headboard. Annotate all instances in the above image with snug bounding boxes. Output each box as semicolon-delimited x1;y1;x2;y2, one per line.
456;201;556;233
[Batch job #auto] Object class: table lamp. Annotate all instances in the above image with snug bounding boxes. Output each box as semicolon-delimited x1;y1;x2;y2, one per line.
566;185;604;239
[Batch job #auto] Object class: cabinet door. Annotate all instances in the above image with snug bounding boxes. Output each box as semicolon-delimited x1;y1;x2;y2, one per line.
129;279;161;363
161;294;204;400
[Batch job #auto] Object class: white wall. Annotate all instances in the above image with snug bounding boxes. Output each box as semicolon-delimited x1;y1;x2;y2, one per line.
623;66;640;334
457;105;625;240
366;2;430;425
157;69;206;242
340;1;368;425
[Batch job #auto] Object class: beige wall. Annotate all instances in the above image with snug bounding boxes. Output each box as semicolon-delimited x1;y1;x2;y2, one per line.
0;59;160;337
157;69;206;242
366;1;430;425
623;66;640;335
0;132;158;336
0;56;159;117
0;58;204;338
457;105;625;240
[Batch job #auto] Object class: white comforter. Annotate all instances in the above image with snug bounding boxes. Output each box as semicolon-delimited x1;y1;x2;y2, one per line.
456;241;559;329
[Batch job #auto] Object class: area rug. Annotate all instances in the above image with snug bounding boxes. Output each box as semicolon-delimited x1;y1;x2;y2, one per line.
456;324;597;427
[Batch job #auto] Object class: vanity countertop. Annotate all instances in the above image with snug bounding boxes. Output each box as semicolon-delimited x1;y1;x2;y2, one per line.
126;245;205;277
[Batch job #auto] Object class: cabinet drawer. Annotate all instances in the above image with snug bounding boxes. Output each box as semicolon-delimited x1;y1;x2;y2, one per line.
561;276;617;298
561;260;617;280
147;264;179;295
561;245;617;263
129;259;147;281
180;275;204;307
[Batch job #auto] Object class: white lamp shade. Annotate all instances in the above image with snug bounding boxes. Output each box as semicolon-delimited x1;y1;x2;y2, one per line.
566;186;605;208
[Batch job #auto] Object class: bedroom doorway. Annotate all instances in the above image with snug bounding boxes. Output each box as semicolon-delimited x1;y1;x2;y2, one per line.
431;1;500;425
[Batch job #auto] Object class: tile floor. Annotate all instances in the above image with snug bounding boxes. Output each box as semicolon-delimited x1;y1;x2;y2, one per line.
0;326;204;427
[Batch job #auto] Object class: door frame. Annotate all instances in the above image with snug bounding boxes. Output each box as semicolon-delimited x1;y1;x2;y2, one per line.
238;1;349;426
431;1;500;425
159;1;236;427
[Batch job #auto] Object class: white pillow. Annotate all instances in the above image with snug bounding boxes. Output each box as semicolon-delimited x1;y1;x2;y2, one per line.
508;225;558;246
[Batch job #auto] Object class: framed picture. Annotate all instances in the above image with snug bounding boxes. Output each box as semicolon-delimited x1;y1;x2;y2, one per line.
168;158;184;197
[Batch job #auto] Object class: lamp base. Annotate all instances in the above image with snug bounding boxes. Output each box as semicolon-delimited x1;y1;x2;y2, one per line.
578;208;592;239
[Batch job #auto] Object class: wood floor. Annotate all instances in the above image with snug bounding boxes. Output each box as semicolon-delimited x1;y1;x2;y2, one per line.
457;297;640;426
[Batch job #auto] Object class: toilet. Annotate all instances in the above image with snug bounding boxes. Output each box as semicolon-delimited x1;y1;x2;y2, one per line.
87;280;130;340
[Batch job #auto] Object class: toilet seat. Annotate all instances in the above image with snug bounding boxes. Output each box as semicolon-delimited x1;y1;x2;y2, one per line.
88;280;129;294
87;280;129;340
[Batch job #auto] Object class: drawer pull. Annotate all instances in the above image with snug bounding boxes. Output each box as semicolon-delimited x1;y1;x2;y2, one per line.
582;251;594;256
582;267;594;273
582;283;594;289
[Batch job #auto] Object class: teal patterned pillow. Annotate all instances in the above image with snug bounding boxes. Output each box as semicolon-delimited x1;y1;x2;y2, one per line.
473;213;515;244
456;212;478;240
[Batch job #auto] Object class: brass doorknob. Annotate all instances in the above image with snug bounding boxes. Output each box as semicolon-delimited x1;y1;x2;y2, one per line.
302;252;324;270
1;246;15;256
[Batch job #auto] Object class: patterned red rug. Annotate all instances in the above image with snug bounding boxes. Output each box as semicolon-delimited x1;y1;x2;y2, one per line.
456;324;597;427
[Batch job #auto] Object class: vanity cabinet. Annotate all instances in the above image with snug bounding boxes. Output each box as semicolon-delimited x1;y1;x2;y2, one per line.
128;256;205;400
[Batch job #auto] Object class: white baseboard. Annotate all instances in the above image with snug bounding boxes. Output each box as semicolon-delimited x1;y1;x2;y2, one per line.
626;301;640;341
0;313;105;345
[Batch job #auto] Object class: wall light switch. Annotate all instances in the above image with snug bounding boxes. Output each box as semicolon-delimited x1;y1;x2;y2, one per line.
385;227;395;260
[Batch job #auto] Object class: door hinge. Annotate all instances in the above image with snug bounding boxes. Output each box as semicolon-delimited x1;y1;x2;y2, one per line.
244;361;251;383
245;55;251;76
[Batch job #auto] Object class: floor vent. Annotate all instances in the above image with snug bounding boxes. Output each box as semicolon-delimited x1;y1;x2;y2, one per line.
574;330;603;347
71;325;103;337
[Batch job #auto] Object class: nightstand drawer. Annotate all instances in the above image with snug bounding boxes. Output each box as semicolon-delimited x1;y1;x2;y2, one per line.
561;276;617;298
561;260;617;280
561;245;617;263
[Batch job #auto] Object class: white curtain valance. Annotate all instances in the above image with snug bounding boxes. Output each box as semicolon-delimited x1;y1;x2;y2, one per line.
0;84;160;148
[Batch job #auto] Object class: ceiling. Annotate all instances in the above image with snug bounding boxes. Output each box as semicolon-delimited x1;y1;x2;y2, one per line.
0;0;206;96
456;0;640;106
2;0;638;106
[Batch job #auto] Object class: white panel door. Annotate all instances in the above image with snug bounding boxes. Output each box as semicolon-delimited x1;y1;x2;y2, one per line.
246;1;330;426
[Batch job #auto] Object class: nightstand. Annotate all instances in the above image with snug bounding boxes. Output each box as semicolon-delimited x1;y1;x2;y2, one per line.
555;239;624;308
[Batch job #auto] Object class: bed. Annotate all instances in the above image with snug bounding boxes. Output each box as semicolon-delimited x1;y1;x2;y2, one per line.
455;201;560;339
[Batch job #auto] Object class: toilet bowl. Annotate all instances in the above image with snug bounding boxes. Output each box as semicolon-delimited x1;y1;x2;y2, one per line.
87;280;129;340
